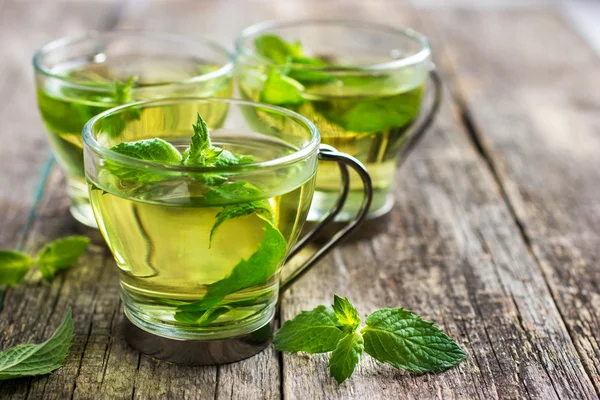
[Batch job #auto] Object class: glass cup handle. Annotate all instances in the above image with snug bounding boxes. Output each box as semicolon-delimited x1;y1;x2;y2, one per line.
398;67;443;167
279;144;373;294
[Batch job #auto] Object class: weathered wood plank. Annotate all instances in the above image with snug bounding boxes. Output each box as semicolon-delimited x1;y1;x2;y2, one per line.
262;1;598;399
422;6;600;395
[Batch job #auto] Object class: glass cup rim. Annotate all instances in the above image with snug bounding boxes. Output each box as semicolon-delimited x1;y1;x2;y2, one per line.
235;18;432;72
82;97;321;174
33;30;235;92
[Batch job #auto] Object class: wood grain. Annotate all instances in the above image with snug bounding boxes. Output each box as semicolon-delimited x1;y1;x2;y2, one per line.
421;6;600;395
0;1;598;399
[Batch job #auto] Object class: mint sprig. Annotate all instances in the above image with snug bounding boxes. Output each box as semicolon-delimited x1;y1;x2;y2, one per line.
274;295;467;384
0;236;90;285
0;309;74;380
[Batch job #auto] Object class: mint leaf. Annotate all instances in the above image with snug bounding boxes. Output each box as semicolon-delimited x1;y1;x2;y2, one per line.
260;70;305;106
36;236;91;282
319;84;423;134
0;309;74;380
204;181;265;204
0;251;34;286
193;216;286;309
174;306;233;326
114;75;137;104
110;138;182;163
329;332;364;384
183;113;211;165
255;34;303;64
210;200;273;246
332;295;360;332
107;138;182;183
274;305;346;354
361;308;467;373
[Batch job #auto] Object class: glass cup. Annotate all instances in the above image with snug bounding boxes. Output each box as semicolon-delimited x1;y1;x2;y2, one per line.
34;31;234;228
83;98;372;364
235;19;441;222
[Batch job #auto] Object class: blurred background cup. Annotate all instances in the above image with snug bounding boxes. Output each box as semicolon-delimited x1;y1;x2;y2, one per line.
33;31;234;228
83;98;372;363
235;19;441;224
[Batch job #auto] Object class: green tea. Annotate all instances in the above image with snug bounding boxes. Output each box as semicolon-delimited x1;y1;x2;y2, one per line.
89;137;315;339
37;57;232;226
237;34;427;220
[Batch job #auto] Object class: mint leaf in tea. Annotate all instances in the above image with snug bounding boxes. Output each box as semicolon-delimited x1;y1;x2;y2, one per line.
89;113;315;336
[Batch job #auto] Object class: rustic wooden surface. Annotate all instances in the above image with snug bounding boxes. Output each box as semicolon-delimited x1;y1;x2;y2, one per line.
0;0;598;399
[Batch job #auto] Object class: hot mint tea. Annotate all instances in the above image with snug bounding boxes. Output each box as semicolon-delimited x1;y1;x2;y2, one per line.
88;114;315;338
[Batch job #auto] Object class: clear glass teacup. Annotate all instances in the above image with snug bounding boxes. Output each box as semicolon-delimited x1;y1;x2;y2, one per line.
34;31;234;228
235;19;441;222
83;97;372;364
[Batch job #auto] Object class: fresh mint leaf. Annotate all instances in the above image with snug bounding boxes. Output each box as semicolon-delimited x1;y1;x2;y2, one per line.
174;306;233;326
332;295;360;332
260;70;305;106
0;251;34;286
274;305;346;354
210;200;273;246
204;181;265;204
36;236;91;282
329;331;364;384
192;216;286;310
183;113;211;165
107;138;182;183
361;308;467;373
275;296;466;385
0;309;74;380
114;75;137;104
255;34;303;64
110;139;182;164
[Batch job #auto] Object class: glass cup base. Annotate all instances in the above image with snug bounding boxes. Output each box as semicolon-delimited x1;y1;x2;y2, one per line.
68;177;98;228
308;189;394;222
123;313;274;365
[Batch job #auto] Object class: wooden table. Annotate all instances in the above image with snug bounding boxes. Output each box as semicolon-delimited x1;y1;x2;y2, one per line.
1;0;599;398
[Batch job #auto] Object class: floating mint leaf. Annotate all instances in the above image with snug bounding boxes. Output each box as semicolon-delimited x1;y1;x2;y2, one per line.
274;305;346;354
183;113;211;165
255;34;303;64
36;236;91;283
361;308;467;373
260;70;305;106
210;200;273;246
0;251;34;286
193;216;286;310
329;331;364;384
0;309;74;380
332;295;360;332
110;139;182;163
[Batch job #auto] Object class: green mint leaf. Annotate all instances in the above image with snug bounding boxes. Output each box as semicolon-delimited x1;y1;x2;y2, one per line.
114;75;137;104
204;181;265;204
35;236;91;282
174;306;233;326
210;200;273;246
0;251;34;286
260;70;305;106
321;85;423;134
361;308;467;373
274;305;346;354
0;309;74;380
183;113;211;165
255;34;303;64
329;331;364;384
107;138;182;183
194;216;286;309
110;138;182;163
332;295;360;332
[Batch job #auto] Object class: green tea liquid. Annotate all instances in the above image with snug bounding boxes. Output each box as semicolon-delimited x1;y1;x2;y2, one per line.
89;138;315;339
